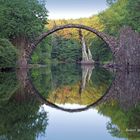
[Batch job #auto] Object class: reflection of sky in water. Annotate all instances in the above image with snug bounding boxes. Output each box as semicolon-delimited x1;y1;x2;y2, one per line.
37;104;125;140
55;103;86;109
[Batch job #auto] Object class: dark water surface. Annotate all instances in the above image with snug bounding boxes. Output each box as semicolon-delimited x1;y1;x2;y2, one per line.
0;64;140;140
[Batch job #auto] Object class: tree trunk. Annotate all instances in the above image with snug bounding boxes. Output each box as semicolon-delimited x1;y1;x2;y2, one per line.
81;36;89;62
79;29;89;62
11;36;29;68
87;48;92;60
79;29;94;64
79;65;94;94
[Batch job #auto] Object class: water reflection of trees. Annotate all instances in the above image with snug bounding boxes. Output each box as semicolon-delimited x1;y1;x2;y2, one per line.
0;72;48;140
0;72;19;105
0;101;48;140
98;101;140;140
98;71;140;140
30;64;114;105
51;64;82;88
1;66;140;140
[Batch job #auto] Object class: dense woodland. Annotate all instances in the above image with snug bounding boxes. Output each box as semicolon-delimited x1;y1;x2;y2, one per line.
0;0;139;67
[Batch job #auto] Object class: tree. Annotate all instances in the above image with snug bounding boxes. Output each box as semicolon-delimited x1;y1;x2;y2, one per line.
51;34;82;63
31;36;52;64
0;0;48;67
99;0;128;36
0;0;48;41
0;70;48;140
101;0;140;36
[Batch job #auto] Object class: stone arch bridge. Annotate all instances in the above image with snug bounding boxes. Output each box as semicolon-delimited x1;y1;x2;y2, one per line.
18;24;140;68
25;24;118;62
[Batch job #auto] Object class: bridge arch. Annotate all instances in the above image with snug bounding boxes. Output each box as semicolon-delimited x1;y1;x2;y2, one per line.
27;24;118;59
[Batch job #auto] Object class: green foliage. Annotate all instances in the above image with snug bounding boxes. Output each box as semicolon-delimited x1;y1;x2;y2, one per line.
99;0;128;36
51;35;82;63
100;0;140;35
31;37;52;64
0;0;48;40
126;0;140;32
0;39;17;68
0;0;48;67
90;37;113;62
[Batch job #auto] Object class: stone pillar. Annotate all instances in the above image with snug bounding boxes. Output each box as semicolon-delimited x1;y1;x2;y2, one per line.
116;27;140;69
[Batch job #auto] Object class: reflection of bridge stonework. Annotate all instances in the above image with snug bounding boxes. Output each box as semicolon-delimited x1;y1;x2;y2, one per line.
116;27;140;68
106;70;140;111
17;68;140;112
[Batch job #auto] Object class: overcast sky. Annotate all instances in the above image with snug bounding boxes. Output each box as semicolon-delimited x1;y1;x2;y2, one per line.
46;0;108;19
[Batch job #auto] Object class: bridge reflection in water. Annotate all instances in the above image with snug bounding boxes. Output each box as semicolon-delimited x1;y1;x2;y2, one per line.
0;65;140;140
14;64;140;112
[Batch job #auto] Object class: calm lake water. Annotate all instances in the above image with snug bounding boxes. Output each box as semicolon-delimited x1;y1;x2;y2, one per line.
0;64;140;140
